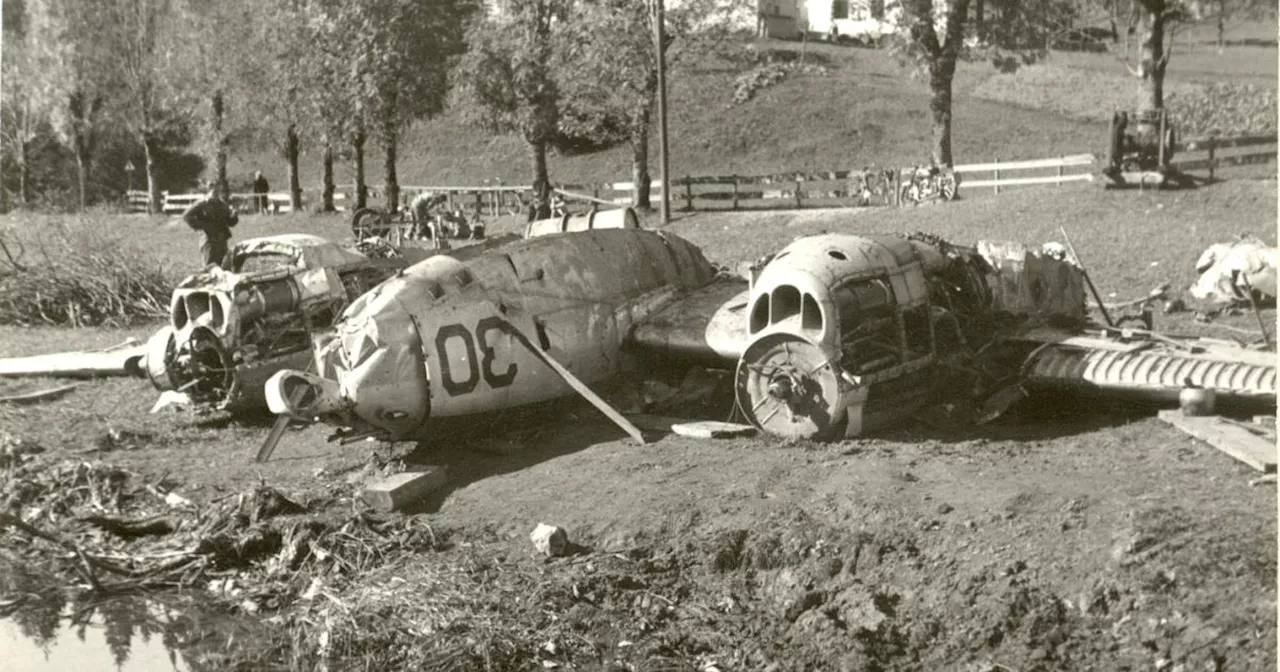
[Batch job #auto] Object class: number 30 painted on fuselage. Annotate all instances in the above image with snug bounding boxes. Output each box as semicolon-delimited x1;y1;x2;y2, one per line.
435;316;518;396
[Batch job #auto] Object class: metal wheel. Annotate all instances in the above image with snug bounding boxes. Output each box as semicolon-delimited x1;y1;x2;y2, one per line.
735;334;847;440
503;192;525;217
350;207;391;240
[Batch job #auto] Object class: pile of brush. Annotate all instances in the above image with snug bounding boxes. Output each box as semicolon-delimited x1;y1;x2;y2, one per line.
0;215;175;327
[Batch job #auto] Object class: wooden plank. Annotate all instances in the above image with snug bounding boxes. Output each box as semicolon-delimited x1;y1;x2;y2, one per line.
960;173;1094;189
1158;410;1277;473
956;153;1095;173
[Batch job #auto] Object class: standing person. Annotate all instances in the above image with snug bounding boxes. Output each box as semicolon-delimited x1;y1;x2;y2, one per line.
252;171;271;214
183;188;239;269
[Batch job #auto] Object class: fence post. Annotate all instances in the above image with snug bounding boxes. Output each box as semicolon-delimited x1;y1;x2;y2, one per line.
794;178;803;209
1057;155;1064;186
683;176;693;211
732;175;739;210
474;190;482;219
993;158;1001;195
1208;138;1217;181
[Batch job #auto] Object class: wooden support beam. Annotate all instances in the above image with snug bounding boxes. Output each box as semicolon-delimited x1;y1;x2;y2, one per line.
1158;410;1277;473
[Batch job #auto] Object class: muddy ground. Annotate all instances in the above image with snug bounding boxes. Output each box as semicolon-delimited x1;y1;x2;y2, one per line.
1;180;1276;670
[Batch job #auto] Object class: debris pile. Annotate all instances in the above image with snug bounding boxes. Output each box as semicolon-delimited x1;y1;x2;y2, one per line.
0;451;451;613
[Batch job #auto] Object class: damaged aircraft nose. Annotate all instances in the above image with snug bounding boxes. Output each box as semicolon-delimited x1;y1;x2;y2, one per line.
270;274;434;441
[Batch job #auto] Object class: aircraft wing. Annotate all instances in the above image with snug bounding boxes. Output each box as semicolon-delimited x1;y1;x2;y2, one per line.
1009;327;1276;408
626;275;750;369
0;340;148;379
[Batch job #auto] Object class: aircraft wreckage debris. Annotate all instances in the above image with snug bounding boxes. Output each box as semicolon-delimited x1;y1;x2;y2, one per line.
670;421;758;439
0;226;1274;447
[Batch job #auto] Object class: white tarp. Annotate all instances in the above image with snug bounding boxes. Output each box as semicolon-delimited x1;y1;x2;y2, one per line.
1190;237;1278;304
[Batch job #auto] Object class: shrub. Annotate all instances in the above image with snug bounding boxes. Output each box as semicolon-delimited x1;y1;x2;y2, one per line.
0;215;177;327
731;59;830;106
1166;82;1278;138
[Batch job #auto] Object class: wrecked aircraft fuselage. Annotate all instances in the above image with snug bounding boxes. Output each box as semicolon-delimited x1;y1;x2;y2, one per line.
265;227;1275;444
266;228;729;441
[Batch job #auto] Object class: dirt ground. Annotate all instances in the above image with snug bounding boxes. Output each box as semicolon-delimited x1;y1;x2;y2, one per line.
0;179;1276;670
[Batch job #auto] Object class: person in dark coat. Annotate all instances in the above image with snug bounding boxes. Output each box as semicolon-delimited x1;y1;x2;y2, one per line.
183;189;239;269
252;171;270;214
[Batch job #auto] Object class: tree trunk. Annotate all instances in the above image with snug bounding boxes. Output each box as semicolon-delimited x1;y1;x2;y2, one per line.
928;64;955;167
383;128;399;214
321;141;335;213
143;135;162;215
17;138;29;207
353;128;367;210
285;124;302;212
74;144;89;212
212;90;229;199
1138;5;1166;113
630;115;651;210
530;139;550;200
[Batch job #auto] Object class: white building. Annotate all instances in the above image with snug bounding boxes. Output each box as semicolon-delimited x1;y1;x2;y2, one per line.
803;0;902;43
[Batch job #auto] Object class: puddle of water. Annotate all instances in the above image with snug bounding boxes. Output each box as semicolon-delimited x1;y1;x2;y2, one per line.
1;608;188;672
1;589;269;672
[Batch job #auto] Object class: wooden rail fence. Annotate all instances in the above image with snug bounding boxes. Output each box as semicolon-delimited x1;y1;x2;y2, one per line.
128;132;1275;216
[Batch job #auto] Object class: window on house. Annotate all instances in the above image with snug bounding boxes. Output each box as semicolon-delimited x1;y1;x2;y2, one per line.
833;0;849;19
870;0;885;19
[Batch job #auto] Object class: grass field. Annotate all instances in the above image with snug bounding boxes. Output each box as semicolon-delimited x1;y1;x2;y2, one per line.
215;21;1275;198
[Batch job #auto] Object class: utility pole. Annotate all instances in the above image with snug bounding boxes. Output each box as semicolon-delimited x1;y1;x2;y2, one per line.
655;0;671;226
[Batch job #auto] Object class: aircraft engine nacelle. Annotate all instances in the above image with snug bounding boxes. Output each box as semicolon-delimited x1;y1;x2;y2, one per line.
145;235;410;412
734;234;992;439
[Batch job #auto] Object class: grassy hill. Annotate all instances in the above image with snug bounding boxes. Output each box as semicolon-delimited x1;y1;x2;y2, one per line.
224;23;1276;194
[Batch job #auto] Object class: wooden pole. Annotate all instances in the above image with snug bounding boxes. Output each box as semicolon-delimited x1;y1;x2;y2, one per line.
1057;155;1064;185
1208;138;1217;181
656;0;671;226
684;176;692;211
1060;226;1116;328
794;179;802;208
732;175;739;210
994;157;1001;195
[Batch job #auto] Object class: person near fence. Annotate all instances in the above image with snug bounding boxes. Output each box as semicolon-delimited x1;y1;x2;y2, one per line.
252;171;270;214
183;189;239;269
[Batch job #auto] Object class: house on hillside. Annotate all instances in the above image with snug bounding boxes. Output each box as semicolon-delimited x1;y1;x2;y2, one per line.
803;0;902;43
757;0;803;39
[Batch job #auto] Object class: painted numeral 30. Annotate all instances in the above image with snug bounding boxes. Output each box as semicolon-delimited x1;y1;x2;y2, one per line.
437;317;518;396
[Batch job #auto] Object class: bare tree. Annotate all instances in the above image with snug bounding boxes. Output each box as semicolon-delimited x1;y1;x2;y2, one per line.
100;0;198;214
25;0;114;210
1;32;44;207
